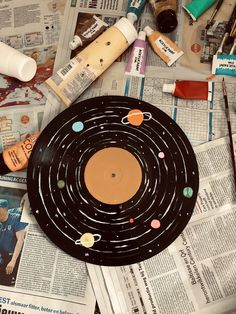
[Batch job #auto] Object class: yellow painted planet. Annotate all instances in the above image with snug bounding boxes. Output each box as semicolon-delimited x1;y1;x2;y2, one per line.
76;233;101;248
79;233;95;248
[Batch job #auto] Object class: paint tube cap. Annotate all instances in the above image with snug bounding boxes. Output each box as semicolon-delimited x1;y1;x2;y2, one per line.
69;35;83;50
138;31;146;40
162;83;175;94
114;17;138;45
143;26;154;37
156;10;178;33
127;12;137;24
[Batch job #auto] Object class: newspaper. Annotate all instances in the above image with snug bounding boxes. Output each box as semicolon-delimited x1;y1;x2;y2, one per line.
0;0;66;108
0;174;96;314
45;1;236;314
88;134;236;314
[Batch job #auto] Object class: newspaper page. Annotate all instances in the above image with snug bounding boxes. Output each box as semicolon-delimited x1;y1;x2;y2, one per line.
88;134;236;314
0;0;66;108
132;134;236;314
0;174;96;314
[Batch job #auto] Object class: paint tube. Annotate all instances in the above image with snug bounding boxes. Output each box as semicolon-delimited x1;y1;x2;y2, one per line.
183;0;217;21
0;42;37;82
0;132;40;175
144;25;183;66
126;0;147;24
212;54;236;76
147;0;178;33
69;15;108;50
45;18;137;107
162;80;213;101
125;31;147;77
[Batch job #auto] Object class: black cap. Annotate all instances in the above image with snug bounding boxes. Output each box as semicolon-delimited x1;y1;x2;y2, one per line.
0;154;11;175
156;10;178;33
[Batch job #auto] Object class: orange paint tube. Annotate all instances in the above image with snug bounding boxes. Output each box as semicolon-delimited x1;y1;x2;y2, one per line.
0;132;40;175
144;26;183;66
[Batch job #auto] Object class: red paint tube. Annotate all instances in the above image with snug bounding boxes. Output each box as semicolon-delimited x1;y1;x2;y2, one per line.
162;80;213;101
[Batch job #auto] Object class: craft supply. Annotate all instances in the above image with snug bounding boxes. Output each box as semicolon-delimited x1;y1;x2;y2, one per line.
216;4;236;54
45;17;137;107
69;15;108;50
144;26;183;66
147;0;178;33
205;0;224;30
162;80;213;101
222;78;236;190
0;132;40;175
27;95;199;266
0;42;37;82
125;30;148;77
230;19;236;37
212;54;236;76
126;0;146;24
183;0;217;21
229;38;236;55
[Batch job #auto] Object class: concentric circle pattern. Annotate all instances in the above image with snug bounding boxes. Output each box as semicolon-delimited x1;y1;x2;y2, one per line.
27;96;199;266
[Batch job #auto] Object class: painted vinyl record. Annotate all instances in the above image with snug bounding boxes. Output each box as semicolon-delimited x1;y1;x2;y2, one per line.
27;95;199;266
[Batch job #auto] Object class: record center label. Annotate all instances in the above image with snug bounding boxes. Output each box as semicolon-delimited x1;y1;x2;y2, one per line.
84;147;142;205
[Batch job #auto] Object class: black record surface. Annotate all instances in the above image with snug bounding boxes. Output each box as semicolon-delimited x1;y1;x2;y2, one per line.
27;95;199;266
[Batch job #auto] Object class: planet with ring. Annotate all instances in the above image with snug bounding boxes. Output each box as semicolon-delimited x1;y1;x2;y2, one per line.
121;109;152;126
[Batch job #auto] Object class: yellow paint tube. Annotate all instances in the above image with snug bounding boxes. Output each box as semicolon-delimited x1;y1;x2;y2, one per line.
144;25;183;66
45;17;137;107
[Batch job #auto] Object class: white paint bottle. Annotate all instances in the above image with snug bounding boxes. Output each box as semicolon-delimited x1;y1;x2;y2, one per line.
0;42;37;82
45;17;138;107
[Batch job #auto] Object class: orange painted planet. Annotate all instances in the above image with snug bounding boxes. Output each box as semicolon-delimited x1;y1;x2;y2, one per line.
122;109;152;126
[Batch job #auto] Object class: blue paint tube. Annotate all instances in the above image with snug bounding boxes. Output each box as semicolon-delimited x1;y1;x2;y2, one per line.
126;0;147;24
212;54;236;76
183;0;217;21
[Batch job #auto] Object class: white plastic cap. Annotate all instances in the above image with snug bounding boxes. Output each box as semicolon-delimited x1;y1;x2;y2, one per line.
162;83;176;94
127;12;137;24
138;31;146;41
7;52;37;82
69;35;83;50
143;25;154;37
114;17;137;45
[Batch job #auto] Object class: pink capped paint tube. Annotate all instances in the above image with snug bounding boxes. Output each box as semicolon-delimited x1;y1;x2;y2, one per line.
162;80;213;101
125;30;148;77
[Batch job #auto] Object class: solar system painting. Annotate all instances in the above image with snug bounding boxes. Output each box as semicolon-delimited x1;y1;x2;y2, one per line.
27;95;199;266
